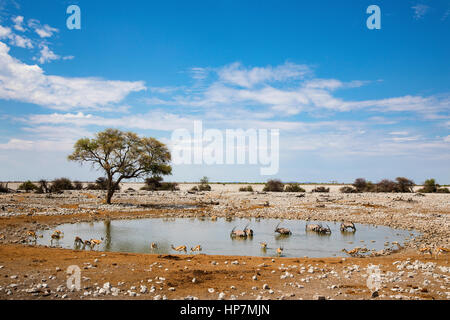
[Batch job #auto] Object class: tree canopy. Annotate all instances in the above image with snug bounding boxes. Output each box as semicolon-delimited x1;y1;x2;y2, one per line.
68;128;172;203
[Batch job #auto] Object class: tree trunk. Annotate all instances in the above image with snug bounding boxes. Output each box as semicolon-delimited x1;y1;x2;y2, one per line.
106;188;114;204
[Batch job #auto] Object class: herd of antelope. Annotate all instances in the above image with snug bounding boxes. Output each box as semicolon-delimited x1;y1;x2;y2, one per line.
22;219;448;259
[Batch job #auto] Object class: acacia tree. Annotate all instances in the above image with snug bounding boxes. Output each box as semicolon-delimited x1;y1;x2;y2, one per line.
68;128;172;204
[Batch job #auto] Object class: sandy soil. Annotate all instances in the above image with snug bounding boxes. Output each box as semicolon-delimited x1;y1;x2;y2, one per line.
0;185;449;300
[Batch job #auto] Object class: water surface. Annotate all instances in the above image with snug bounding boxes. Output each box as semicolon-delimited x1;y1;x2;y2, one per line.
37;218;417;258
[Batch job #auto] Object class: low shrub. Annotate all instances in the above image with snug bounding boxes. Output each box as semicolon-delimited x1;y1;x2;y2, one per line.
284;183;306;192
141;176;179;191
340;186;358;193
198;183;211;191
86;177;120;191
239;185;254;192
263;179;284;192
49;178;74;193
73;181;84;190
0;183;9;193
18;181;39;192
417;179;449;193
312;186;330;193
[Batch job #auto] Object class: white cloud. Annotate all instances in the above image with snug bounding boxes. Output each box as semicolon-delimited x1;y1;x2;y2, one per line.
34;44;60;63
0;24;33;48
217;62;310;88
0;41;146;111
0;138;34;150
412;4;430;19
27;19;58;38
12;15;25;32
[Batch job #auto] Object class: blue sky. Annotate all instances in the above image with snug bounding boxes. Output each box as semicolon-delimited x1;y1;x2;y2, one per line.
0;0;449;183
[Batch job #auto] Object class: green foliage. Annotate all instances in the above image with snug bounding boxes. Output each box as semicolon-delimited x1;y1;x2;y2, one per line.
417;178;449;193
0;183;9;193
263;179;284;192
73;181;84;190
141;176;179;191
239;185;254;192
50;178;74;193
86;177;120;191
68;128;172;203
284;183;306;192
18;181;38;192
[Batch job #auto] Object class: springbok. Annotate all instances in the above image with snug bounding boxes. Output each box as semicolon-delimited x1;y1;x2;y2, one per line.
53;230;64;236
260;242;267;249
150;242;157;249
419;247;433;256
90;239;102;247
276;247;283;256
340;221;356;232
191;245;202;252
435;247;449;256
274;222;291;235
171;245;187;253
27;231;37;240
342;247;361;256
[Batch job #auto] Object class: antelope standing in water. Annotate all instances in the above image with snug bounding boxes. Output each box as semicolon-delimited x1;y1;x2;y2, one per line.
340;221;356;232
274;222;291;235
171;245;187;253
90;239;102;248
276;247;283;256
191;245;202;253
230;224;253;238
27;231;37;241
150;242;157;249
74;236;83;246
260;242;267;249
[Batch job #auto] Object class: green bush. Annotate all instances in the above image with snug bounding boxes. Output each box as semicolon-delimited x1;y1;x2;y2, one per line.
0;183;10;193
87;177;120;191
141;176;179;191
284;183;305;192
73;181;84;190
263;179;284;192
312;186;330;193
417;179;449;193
18;181;39;192
49;178;74;193
239;185;254;192
395;177;415;193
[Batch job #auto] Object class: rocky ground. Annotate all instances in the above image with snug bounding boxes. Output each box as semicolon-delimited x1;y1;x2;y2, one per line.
0;185;449;300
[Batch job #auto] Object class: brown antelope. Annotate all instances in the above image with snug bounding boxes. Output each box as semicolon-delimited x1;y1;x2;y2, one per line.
83;239;93;249
274;222;291;235
340;221;356;232
171;245;187;253
27;231;37;240
191;245;202;252
53;230;64;236
276;247;283;256
260;242;267;249
434;247;449;256
306;222;331;234
342;247;361;256
150;242;157;249
211;216;217;221
419;247;433;256
90;239;102;247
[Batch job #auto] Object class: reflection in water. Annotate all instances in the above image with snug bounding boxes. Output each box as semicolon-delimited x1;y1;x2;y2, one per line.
37;217;418;258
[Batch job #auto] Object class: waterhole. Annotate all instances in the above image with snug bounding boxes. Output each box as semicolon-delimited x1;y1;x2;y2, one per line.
37;218;417;258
